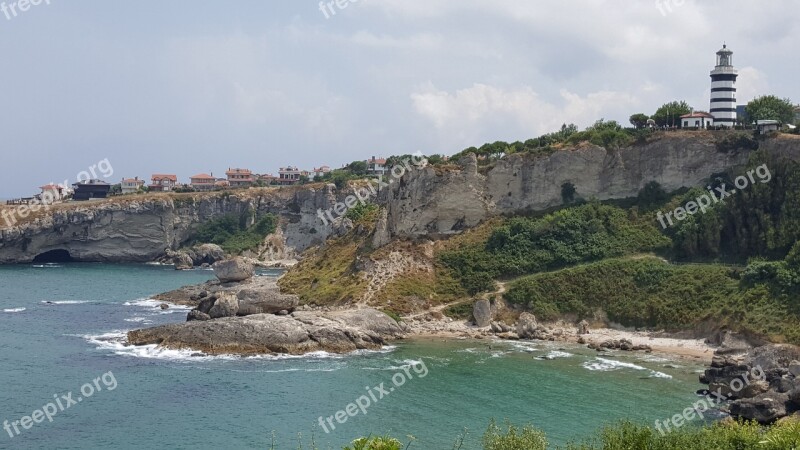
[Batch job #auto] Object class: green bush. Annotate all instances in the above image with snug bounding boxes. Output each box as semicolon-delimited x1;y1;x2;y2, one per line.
482;420;547;450
344;436;403;450
440;203;670;294
190;212;277;254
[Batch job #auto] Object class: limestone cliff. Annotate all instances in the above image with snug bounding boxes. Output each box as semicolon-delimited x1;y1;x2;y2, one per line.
0;185;341;264
2;132;798;264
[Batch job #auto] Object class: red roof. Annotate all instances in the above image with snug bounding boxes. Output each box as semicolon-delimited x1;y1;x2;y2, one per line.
40;184;63;190
122;178;143;183
680;112;715;119
368;158;387;165
191;174;214;179
151;174;178;181
226;168;252;175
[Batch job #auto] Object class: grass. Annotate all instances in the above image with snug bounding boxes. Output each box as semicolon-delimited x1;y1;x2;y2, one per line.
277;235;368;305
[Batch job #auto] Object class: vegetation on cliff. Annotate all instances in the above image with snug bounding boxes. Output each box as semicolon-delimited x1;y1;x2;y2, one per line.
189;211;278;254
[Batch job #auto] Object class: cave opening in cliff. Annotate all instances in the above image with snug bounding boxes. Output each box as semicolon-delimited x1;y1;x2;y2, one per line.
32;250;75;264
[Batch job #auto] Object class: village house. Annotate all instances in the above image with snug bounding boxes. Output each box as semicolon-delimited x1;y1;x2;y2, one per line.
680;111;716;129
256;173;278;185
72;180;111;201
226;168;254;188
39;184;65;203
279;166;303;185
190;173;216;191
312;166;331;180
149;174;178;192
365;156;387;176
120;177;145;195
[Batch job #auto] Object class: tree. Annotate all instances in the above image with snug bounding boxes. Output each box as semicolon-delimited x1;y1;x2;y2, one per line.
629;113;650;129
745;95;795;124
345;160;368;176
652;101;692;127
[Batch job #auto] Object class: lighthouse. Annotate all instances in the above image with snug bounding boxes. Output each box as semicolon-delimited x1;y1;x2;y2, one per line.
709;44;738;126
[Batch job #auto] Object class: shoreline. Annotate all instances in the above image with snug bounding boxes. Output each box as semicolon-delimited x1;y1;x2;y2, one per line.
403;318;716;364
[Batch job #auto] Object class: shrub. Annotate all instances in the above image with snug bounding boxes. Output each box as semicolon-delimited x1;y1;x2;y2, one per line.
482;420;547;450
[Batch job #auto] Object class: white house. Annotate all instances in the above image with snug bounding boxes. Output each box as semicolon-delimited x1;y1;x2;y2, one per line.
680;111;715;129
121;177;145;195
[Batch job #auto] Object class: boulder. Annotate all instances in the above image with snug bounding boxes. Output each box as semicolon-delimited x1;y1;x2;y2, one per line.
729;392;789;423
237;288;299;316
171;251;194;270
193;244;226;266
473;299;492;327
197;297;216;314
209;294;239;319
577;320;590;335
187;310;212;322
213;257;254;283
159;303;170;310
128;308;406;356
516;313;538;339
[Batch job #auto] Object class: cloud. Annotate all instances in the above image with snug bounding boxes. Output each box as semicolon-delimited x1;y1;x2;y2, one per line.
411;83;638;146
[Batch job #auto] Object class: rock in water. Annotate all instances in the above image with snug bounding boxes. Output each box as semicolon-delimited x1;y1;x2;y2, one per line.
213;257;254;283
208;294;239;319
128;308;406;356
473;299;492;327
159;303;170;310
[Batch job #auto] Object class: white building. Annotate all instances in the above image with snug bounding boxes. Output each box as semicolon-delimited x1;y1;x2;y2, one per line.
709;44;738;127
681;111;716;129
121;177;144;195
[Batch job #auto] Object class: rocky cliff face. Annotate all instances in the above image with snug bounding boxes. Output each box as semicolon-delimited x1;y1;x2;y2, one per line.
2;133;798;264
0;185;341;264
378;133;800;239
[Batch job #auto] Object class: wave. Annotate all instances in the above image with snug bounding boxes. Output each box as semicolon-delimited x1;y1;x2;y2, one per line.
40;300;90;305
32;264;62;268
583;357;672;379
123;299;192;313
537;350;574;360
82;332;394;363
3;308;26;313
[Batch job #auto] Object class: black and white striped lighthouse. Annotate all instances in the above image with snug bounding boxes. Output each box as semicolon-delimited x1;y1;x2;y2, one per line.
709;44;738;126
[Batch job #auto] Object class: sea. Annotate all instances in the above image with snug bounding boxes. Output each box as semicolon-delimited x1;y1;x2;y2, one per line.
0;263;714;449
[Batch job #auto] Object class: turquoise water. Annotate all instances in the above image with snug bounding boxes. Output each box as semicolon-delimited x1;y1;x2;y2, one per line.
0;264;711;449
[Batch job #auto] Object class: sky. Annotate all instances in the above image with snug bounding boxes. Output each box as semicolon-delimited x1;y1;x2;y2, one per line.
0;0;798;197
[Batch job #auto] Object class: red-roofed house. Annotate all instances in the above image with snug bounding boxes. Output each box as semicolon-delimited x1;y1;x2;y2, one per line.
121;177;145;195
39;184;65;203
365;156;387;176
190;173;216;191
680;111;715;129
226;168;254;188
150;174;178;192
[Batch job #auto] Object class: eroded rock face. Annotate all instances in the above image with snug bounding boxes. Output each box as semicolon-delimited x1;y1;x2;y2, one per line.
208;294;239;319
213;258;254;283
127;309;406;356
516;313;538;338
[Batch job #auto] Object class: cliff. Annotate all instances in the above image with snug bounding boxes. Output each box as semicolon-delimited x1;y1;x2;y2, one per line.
0;185;342;264
2;132;799;264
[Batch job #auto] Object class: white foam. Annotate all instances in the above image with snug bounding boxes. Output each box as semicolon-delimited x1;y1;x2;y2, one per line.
123;317;152;324
123;299;192;313
537;350;573;360
41;300;90;305
32;264;62;268
3;308;26;313
82;332;393;363
583;357;672;379
509;342;540;353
